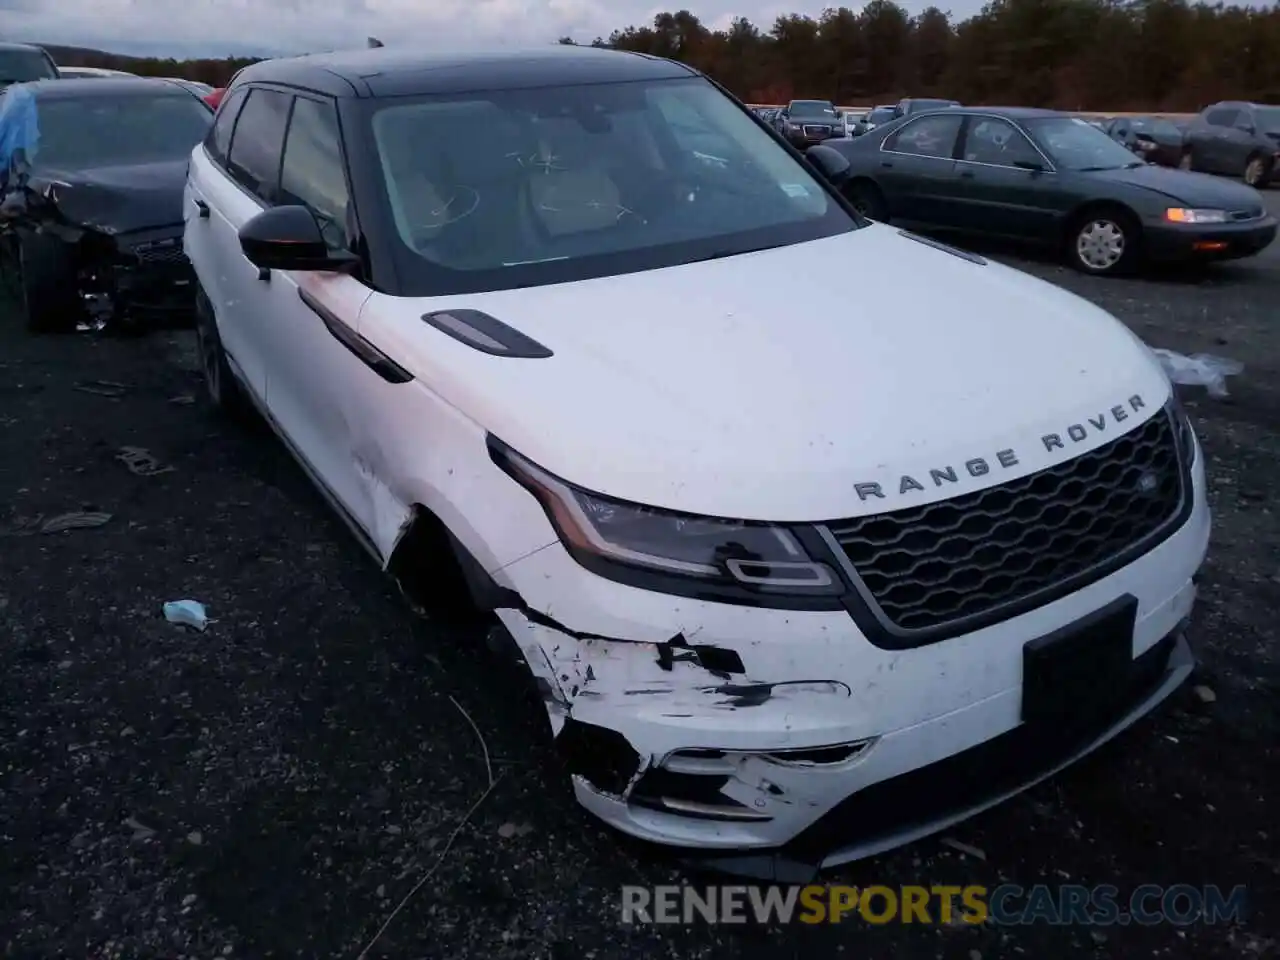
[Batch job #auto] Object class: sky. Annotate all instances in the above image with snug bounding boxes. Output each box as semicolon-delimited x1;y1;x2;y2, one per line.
2;0;962;59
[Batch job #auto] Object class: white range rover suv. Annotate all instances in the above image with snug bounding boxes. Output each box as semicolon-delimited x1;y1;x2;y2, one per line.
185;46;1209;878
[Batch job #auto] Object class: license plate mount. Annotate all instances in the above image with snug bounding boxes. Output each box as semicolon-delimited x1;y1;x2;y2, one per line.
1021;595;1138;728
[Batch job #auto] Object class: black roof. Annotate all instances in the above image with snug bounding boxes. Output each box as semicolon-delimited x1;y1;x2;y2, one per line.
232;46;696;98
20;77;208;100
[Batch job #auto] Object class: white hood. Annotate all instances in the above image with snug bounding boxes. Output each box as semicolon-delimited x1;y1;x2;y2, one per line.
371;223;1171;521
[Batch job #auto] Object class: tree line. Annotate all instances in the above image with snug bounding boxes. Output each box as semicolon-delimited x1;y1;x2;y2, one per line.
37;0;1280;111
571;0;1279;111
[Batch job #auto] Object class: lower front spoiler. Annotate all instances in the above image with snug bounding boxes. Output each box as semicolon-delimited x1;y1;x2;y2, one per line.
640;629;1193;882
1144;217;1278;263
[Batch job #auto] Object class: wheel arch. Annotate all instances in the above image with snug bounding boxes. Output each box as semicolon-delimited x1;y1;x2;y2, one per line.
386;502;508;620
1063;199;1142;244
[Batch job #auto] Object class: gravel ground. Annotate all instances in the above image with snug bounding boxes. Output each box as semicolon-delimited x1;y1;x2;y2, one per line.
1;193;1278;959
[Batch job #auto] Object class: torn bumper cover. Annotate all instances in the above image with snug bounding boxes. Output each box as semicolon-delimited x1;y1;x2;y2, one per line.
16;190;195;329
489;489;1208;878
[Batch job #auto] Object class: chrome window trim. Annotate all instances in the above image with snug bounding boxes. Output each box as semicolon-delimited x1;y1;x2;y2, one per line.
879;111;1060;173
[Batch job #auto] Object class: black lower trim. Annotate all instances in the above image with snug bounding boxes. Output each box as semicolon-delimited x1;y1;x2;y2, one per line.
781;629;1181;864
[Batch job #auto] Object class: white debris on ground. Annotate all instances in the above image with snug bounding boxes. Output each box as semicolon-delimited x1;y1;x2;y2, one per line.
163;599;210;632
1152;349;1244;398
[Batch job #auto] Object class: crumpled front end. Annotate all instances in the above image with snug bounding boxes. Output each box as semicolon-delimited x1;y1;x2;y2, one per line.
486;400;1209;877
6;181;195;332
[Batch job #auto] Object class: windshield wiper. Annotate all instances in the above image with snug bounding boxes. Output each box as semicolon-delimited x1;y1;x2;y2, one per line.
1075;164;1126;172
683;242;788;265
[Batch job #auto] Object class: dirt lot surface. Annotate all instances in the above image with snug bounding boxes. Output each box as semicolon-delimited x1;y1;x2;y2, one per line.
1;190;1277;959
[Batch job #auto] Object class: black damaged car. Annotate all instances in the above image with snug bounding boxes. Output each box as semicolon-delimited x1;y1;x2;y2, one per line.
1;77;212;333
809;106;1277;276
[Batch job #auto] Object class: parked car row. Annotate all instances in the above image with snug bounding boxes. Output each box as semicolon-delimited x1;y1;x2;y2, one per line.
1;41;218;104
808;105;1276;276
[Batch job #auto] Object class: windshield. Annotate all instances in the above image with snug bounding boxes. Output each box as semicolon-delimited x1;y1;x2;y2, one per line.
1256;106;1280;133
1023;116;1145;170
366;76;856;297
1131;117;1181;138
0;49;57;85
790;100;836;118
33;93;212;170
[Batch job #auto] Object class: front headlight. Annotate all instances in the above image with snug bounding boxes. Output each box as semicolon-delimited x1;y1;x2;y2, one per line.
1164;208;1228;224
490;439;845;607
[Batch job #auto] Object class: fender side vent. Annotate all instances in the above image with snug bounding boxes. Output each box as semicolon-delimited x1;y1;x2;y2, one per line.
421;309;553;358
897;229;987;265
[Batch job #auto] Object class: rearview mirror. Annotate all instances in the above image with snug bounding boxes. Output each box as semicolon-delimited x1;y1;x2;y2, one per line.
238;205;360;273
806;144;852;185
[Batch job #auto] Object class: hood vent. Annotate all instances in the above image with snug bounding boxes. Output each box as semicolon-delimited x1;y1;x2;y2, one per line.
421;308;553;358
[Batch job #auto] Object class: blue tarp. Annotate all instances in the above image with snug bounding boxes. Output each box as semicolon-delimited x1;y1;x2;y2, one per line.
0;84;40;186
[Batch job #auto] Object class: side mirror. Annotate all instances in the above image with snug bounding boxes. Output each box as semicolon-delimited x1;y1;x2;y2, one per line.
238;205;360;273
806;144;851;185
1239;123;1255;135
1012;159;1046;173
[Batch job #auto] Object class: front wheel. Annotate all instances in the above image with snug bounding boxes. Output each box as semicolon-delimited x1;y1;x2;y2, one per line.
1067;212;1139;277
16;230;83;334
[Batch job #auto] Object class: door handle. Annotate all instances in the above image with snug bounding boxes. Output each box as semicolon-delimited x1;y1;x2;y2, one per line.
192;198;210;218
880;161;893;168
959;170;975;179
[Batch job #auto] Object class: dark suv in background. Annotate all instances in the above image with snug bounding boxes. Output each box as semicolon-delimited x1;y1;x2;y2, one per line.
1182;101;1279;187
774;99;845;148
0;42;59;89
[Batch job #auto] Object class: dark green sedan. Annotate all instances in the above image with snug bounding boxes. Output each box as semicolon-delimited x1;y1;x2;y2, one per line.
810;107;1277;276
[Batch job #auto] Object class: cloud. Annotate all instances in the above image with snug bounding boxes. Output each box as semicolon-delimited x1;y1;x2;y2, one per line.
4;0;976;58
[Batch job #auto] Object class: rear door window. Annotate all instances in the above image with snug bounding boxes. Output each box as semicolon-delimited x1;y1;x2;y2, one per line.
884;113;963;159
1204;107;1239;127
226;87;292;203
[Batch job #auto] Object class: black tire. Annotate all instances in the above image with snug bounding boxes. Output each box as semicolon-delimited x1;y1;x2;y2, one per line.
194;288;253;421
846;179;889;221
1066;208;1141;277
1243;153;1268;188
15;229;83;334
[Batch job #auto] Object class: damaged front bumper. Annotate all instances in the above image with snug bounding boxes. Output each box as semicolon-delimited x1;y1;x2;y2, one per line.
491;481;1209;877
79;227;195;330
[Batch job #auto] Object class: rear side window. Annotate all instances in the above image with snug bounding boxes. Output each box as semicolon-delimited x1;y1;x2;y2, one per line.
205;87;247;165
226;88;292;202
1204;107;1238;127
884;113;963;158
280;96;351;250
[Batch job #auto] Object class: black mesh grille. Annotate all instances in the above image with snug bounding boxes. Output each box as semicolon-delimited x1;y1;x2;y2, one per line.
828;412;1183;633
132;241;187;265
